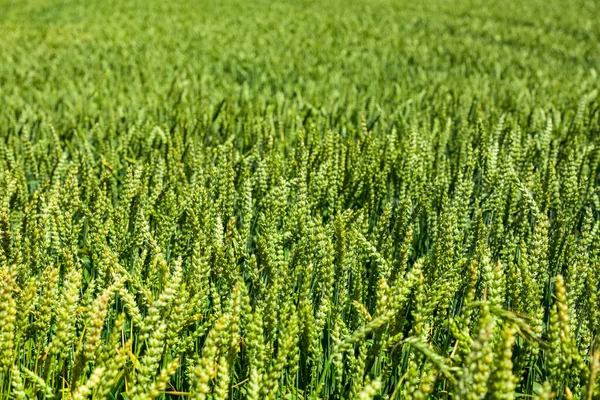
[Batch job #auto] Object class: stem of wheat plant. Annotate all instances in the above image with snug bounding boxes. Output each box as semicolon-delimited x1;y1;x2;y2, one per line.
0;0;599;398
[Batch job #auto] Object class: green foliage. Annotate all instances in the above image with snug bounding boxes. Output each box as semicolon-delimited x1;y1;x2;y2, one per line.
0;0;599;398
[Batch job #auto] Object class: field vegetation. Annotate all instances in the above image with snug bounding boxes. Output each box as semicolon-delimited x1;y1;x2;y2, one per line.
0;0;599;398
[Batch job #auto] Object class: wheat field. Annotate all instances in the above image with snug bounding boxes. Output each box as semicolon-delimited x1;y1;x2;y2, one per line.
0;0;599;398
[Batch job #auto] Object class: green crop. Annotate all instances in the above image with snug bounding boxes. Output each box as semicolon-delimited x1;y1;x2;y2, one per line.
0;0;599;398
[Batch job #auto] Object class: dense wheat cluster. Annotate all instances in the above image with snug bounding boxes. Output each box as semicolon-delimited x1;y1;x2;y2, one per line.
1;0;599;398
